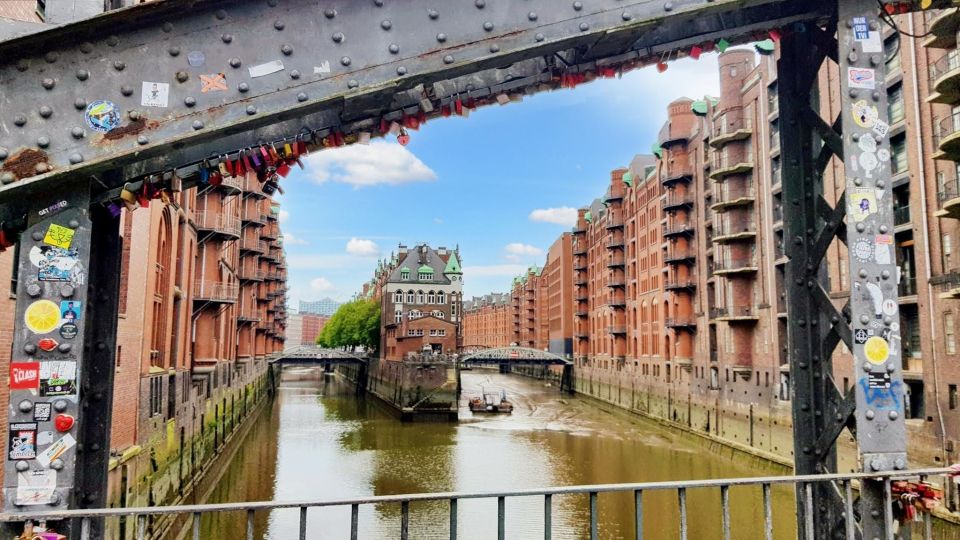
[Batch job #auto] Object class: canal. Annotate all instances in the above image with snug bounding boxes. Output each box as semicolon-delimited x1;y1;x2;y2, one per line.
197;370;797;539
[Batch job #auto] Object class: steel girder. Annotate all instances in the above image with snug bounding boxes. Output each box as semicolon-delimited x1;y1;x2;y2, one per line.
0;0;835;224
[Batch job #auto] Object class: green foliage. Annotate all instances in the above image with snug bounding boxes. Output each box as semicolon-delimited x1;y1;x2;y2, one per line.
316;299;380;352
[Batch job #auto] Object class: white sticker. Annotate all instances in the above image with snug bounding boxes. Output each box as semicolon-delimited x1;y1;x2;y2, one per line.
141;82;169;108
36;434;75;468
314;61;331;75
873;120;890;139
882;299;897;316
249;60;285;78
877;148;891;162
858;136;877;153
15;469;56;506
859;152;879;173
891;322;900;333
848;67;876;90
862;31;883;53
36;431;53;446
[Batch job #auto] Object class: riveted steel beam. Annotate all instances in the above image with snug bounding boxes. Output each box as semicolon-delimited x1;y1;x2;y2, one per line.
0;0;833;223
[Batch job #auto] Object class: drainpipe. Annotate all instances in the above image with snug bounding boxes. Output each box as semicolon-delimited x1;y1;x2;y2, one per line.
907;14;948;463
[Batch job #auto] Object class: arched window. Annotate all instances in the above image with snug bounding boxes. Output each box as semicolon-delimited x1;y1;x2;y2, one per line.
406;291;415;303
417;291;425;304
434;310;444;319
428;291;435;304
438;292;446;304
394;291;403;303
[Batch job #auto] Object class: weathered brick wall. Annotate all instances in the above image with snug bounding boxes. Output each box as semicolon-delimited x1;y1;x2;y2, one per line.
0;2;41;22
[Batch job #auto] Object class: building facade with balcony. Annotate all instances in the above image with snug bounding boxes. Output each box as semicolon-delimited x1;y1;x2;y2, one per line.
463;293;513;349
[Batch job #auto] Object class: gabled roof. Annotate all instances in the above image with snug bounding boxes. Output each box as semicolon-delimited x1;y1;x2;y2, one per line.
444;252;462;274
418;264;434;273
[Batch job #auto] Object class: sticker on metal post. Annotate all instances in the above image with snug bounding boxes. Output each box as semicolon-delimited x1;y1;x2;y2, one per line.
33;403;51;422
249;60;284;78
39;361;77;397
863;336;890;364
36;434;76;468
849;189;877;222
43;224;75;249
15;469;56;506
848;67;876;90
24;300;62;335
141;82;170;108
200;73;227;93
8;423;38;460
59;301;81;324
85;100;122;133
10;362;40;390
852;100;878;128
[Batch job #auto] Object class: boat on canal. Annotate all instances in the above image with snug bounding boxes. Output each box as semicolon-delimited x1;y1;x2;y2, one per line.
469;387;514;413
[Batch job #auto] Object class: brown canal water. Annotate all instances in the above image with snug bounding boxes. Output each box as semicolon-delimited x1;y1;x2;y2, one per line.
197;370;798;539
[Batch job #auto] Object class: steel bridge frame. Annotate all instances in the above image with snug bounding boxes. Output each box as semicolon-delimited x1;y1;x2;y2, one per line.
0;0;932;537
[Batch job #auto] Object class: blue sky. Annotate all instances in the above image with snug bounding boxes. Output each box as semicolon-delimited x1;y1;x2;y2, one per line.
277;54;725;308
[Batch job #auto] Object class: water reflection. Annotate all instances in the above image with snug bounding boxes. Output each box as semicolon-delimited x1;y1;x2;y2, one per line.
199;371;797;539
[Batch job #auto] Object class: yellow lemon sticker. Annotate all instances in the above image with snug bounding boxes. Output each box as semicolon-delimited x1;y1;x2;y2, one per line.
25;300;61;335
43;224;75;249
864;336;889;365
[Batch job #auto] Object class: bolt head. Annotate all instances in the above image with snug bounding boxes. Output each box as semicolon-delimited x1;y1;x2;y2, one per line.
397;66;407;75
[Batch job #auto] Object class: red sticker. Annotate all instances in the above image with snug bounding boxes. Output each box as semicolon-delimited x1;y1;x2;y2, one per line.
38;338;58;352
10;363;40;390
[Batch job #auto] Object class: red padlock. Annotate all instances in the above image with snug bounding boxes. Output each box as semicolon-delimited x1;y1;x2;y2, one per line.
54;414;75;432
397;133;410;146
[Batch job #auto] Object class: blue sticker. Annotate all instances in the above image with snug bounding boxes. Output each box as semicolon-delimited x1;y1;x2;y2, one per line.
84;100;121;133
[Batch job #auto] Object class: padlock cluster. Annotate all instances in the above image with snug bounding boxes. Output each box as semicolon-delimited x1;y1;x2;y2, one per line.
891;480;941;524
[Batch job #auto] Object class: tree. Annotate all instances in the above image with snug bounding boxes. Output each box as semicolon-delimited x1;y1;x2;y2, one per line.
316;299;380;354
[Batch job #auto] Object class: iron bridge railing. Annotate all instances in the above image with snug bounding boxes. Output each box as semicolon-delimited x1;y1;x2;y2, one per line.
2;469;951;540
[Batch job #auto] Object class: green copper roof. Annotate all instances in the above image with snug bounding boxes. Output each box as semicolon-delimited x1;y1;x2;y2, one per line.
444;252;462;274
401;266;410;272
716;38;730;53
691;100;708;116
584;211;592;223
651;143;663;159
270;205;281;215
418;264;434;273
622;171;633;187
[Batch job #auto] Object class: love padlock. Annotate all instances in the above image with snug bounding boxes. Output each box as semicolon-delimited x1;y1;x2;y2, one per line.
54;414;75;432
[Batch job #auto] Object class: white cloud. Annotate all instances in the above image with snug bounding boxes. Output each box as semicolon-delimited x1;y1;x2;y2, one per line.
284;232;308;246
309;277;336;293
504;243;543;257
346;238;380;257
463;264;528;278
305;140;437;187
529;207;578;226
278;209;289;223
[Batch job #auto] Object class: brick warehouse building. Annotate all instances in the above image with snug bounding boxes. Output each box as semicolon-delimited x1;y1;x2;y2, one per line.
463;8;960;471
369;244;465;360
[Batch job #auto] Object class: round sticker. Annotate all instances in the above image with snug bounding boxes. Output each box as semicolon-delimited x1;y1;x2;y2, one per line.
864;336;890;364
85;100;121;133
187;51;205;67
877;148;890;162
858;136;877;153
852;100;878;128
859;151;878;171
891;322;900;333
853;238;873;262
24;300;61;335
59;323;78;340
882;299;897;316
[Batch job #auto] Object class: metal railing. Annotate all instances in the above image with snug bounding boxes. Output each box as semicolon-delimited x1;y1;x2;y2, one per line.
663;193;695;210
714;218;757;239
11;468;950;540
899;275;918;297
193;212;241;237
935;112;960;148
710;306;758;319
894;205;911;226
665;317;697;328
939;175;960;205
664;222;695;237
241;206;267;225
929;50;960;90
714;184;755;206
712;257;758;273
606;256;625;267
712;113;753;140
193;280;239;303
240;237;266;253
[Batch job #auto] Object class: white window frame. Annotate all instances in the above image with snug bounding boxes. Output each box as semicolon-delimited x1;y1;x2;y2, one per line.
417;292;425;304
438;292;445;304
406;292;414;303
428;293;435;304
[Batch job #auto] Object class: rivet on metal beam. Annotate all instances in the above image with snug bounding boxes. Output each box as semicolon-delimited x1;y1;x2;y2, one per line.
193;120;204;130
37;136;50;149
69;153;84;164
274;20;285;31
23;344;36;355
397;66;407;75
381;19;392;30
79;42;94;54
282;44;294;55
114;61;126;71
76;69;89;81
39;106;52;119
579;22;589;31
169;46;181;57
26;284;41;297
333;32;345;43
176;71;189;83
15;461;29;473
490;44;500;53
162;22;173;32
222;33;233;44
45;51;59;63
230;58;242;68
121;86;134;96
389;44;400;54
137;135;148;145
0;147;7;160
664;2;674;11
31;232;42;241
16;59;29;72
324;8;336;18
74;98;87;111
865;410;876;421
215;9;227;20
341;56;351;66
297;92;308;102
443;55;454;64
60;285;75;297
290;69;301;79
428;9;439;19
475;0;485;8
0;172;14;185
58;343;71;353
535;33;545;42
483;21;494;31
247;106;257;115
238;83;249;93
41;78;55;90
573;1;583;10
528;12;538;21
348;80;359;88
184;97;196;107
14;115;26;127
437;33;447;42
129;110;140;121
107;35;120;47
